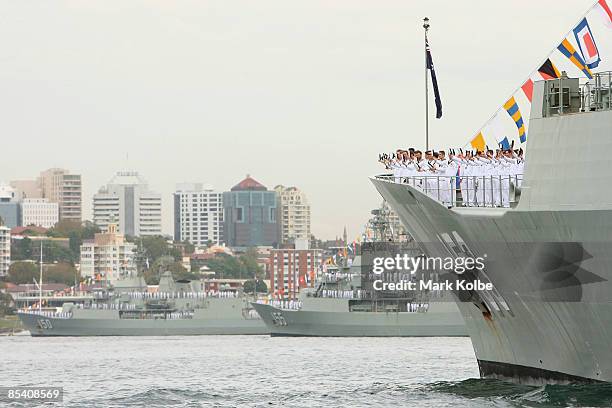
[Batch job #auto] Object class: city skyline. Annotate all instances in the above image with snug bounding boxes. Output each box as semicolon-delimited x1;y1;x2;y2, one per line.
0;1;590;239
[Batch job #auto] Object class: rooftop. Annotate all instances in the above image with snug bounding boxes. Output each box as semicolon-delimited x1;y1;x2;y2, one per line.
231;174;267;191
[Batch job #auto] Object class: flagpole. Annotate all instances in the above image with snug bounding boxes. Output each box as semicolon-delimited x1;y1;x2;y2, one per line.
423;17;430;151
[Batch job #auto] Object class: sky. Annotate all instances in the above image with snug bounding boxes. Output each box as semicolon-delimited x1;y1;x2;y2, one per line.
0;0;597;239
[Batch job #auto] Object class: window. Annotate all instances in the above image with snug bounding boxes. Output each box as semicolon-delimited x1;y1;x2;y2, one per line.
269;208;276;223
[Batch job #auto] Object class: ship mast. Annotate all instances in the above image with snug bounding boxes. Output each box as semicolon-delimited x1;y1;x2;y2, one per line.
423;17;430;151
39;241;43;312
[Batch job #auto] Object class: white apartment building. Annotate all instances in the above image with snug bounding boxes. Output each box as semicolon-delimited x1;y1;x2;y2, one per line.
0;226;10;277
21;198;59;228
93;172;162;237
174;183;223;245
274;185;311;244
80;224;137;282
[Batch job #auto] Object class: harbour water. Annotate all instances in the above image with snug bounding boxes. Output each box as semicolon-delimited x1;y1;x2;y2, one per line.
2;336;612;407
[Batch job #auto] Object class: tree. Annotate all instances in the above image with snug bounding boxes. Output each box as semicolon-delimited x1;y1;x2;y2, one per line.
181;241;195;255
46;220;82;237
204;254;242;279
203;249;263;280
243;279;268;294
239;248;264;279
47;220;100;262
44;242;77;264
11;237;33;261
0;287;15;315
45;263;78;286
139;236;182;264
7;262;38;284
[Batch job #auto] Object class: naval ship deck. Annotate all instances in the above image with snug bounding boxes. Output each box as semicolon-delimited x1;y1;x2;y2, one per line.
374;71;612;209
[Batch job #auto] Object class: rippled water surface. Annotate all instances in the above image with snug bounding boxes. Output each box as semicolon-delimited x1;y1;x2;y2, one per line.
1;336;611;407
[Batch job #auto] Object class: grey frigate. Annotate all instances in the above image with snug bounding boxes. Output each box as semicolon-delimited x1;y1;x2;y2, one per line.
252;207;467;337
371;72;612;383
17;271;267;336
252;254;467;337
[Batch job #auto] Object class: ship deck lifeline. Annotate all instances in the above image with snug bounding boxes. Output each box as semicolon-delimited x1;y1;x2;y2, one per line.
371;76;612;384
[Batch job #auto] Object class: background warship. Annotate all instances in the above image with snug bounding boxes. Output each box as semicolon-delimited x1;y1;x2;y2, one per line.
17;271;267;336
252;206;467;337
372;73;612;383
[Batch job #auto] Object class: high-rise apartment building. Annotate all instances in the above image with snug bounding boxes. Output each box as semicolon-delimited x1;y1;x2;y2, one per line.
93;171;162;237
0;225;10;277
223;175;279;248
80;224;137;282
274;185;311;244
10;168;82;222
38;168;82;222
21;198;59;228
173;183;223;245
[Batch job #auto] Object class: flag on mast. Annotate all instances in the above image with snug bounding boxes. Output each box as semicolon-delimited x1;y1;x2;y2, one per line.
426;37;443;118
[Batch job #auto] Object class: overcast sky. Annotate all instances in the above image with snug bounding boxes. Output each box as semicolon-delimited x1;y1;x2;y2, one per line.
0;0;595;239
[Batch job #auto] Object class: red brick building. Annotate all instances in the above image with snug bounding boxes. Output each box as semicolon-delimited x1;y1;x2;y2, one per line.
269;248;321;300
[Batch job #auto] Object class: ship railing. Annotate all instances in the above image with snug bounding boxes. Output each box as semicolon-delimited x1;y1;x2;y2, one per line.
19;310;73;319
123;291;237;300
581;71;612;112
119;310;195;319
257;299;303;310
165;311;194;319
374;174;523;208
314;289;367;299
543;71;612;115
84;302;138;311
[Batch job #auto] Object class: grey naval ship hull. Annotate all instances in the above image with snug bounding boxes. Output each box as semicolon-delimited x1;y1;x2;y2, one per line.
252;301;467;337
18;312;267;337
18;298;268;337
371;99;612;383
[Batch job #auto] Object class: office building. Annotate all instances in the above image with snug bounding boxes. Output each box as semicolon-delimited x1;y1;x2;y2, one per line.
21;198;59;228
0;183;21;228
223;175;279;248
93;171;162;236
173;183;223;245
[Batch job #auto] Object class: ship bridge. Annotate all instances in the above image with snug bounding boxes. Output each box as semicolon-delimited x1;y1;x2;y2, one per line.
373;71;612;210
